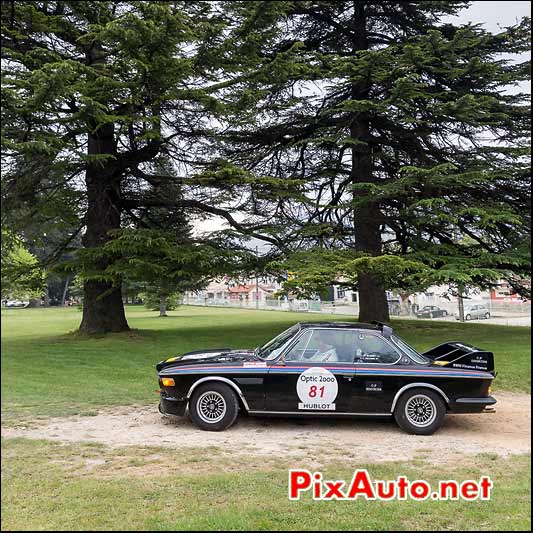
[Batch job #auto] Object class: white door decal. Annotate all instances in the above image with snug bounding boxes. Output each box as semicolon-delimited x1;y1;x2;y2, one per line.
296;367;338;410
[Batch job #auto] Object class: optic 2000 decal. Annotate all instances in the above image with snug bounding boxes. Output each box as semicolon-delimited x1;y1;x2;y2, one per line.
296;367;338;410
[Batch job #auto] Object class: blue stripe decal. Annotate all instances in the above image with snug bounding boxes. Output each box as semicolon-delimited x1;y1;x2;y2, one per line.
160;367;491;379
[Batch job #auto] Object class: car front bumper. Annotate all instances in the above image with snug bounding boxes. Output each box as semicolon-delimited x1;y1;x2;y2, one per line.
159;395;187;417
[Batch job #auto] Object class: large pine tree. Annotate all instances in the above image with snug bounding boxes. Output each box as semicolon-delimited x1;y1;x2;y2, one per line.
1;1;232;332
217;1;531;321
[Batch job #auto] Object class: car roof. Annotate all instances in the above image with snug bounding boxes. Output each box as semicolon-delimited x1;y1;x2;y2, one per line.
298;322;386;331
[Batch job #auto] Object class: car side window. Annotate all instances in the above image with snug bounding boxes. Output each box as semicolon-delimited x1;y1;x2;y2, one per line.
303;331;339;362
354;333;400;364
285;330;314;361
285;329;360;363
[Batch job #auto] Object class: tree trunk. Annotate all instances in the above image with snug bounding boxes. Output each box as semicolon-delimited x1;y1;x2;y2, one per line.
78;40;128;334
80;279;128;332
398;290;414;316
61;274;71;307
159;293;168;317
457;288;465;323
43;286;50;307
357;273;389;322
79;120;129;334
350;3;390;323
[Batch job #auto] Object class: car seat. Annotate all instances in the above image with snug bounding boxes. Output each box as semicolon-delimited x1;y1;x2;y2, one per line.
336;344;354;362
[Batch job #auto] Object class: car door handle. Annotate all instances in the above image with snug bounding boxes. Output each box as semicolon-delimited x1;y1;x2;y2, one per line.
338;373;354;381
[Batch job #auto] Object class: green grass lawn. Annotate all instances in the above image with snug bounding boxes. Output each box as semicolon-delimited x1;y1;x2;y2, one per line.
1;306;531;531
1;305;530;421
1;438;531;531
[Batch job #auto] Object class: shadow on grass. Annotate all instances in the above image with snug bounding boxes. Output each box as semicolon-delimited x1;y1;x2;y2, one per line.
0;318;312;365
3;313;530;356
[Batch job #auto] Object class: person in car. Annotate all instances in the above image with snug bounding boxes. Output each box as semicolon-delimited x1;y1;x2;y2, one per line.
308;331;339;362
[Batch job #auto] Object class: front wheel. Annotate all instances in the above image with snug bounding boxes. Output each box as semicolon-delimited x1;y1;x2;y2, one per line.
485;312;490;319
465;314;471;321
394;388;446;435
442;310;448;317
189;382;239;431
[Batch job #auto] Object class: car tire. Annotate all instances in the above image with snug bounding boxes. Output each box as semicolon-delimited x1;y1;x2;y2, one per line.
429;312;434;319
465;314;471;321
485;312;490;319
394;388;446;436
442;311;448;317
189;382;239;431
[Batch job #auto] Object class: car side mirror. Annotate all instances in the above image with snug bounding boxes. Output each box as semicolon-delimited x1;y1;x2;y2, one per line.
278;354;286;366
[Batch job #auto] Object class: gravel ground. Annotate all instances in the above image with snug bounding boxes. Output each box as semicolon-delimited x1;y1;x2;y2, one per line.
2;391;529;465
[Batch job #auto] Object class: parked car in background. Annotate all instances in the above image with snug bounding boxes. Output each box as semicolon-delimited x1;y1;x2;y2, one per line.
457;304;491;321
415;305;449;319
4;300;29;308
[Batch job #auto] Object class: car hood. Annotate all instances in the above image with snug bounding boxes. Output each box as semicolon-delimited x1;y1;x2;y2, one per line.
156;348;258;372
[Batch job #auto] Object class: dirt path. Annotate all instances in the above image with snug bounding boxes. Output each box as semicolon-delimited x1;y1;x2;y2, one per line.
2;392;530;464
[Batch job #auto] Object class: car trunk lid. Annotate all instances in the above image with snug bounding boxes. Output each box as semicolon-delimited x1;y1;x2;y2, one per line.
423;342;495;374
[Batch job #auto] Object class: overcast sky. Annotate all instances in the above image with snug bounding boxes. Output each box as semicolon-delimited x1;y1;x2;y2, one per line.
450;1;531;31
195;1;532;239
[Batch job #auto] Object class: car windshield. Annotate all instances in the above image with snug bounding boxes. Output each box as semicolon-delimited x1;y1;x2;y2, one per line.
391;335;429;364
256;325;300;360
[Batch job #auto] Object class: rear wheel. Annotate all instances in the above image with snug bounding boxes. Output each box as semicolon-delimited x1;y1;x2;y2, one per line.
189;382;239;431
465;314;471;321
484;312;490;319
394;388;446;435
442;310;448;317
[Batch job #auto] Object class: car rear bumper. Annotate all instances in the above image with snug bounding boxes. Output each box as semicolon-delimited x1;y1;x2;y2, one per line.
450;396;497;413
159;396;187;417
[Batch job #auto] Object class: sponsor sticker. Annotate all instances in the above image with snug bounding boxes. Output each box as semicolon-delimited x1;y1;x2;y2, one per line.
297;367;338;410
365;381;382;392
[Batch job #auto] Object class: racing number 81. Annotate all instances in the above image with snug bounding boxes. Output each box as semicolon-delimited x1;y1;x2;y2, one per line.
309;385;325;398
